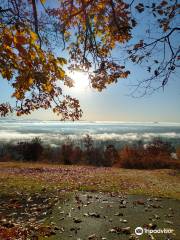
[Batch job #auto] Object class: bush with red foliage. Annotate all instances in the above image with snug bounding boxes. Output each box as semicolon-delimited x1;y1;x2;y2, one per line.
119;138;179;169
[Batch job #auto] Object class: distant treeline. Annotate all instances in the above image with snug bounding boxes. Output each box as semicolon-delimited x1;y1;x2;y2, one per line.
0;135;180;169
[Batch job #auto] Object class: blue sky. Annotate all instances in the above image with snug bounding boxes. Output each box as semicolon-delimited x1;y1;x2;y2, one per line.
1;65;180;122
0;0;180;123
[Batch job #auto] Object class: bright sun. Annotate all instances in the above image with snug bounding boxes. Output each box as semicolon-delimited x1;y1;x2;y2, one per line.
67;70;90;91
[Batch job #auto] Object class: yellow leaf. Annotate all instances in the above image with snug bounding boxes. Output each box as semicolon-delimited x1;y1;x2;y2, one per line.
43;83;53;93
29;50;36;60
12;91;23;100
30;31;38;42
57;57;67;65
28;77;34;85
59;68;65;78
97;3;104;9
15;34;27;45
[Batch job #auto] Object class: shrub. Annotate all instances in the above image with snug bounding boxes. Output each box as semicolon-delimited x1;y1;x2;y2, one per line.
145;138;174;158
83;134;93;152
176;146;180;160
83;134;94;165
71;146;83;164
0;144;16;160
0;153;12;162
41;145;54;162
0;137;178;169
120;139;177;169
120;145;143;169
90;147;104;166
103;144;119;167
60;143;74;165
15;137;43;161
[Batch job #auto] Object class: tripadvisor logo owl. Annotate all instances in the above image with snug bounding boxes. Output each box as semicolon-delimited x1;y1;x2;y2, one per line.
135;227;143;236
135;226;174;236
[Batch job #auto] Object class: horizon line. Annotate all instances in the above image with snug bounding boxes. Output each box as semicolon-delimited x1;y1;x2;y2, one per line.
1;118;180;125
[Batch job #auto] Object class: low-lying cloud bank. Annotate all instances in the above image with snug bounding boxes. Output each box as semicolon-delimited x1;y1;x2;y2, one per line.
0;121;180;146
0;130;180;146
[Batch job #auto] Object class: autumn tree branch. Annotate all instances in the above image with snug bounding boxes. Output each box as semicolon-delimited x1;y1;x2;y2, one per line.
31;0;42;46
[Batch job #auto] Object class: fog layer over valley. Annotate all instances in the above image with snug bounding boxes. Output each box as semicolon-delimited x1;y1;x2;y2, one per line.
0;120;180;147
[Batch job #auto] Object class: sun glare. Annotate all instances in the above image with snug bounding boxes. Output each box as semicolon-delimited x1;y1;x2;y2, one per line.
68;70;90;91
